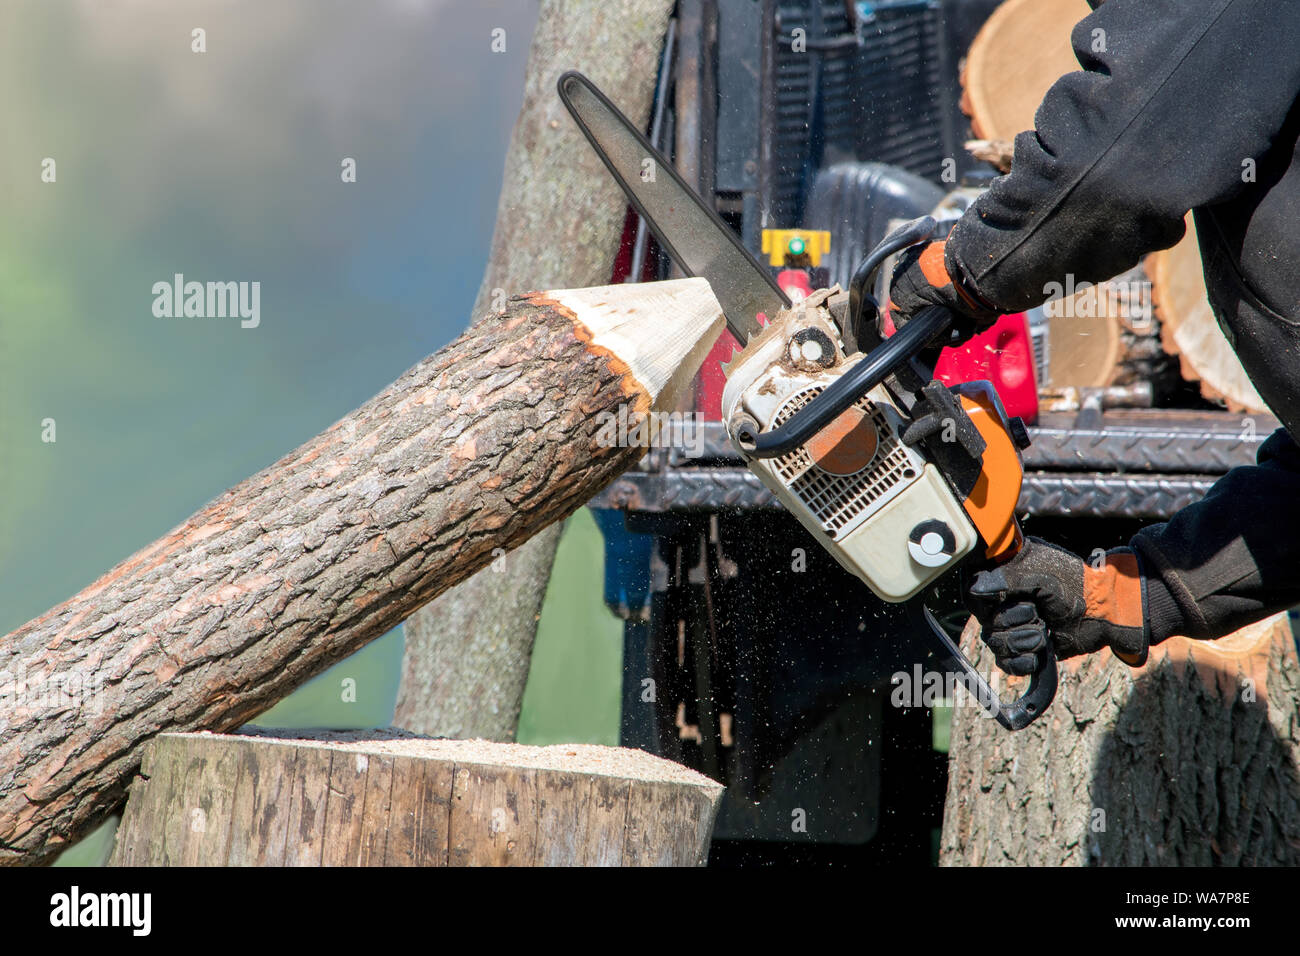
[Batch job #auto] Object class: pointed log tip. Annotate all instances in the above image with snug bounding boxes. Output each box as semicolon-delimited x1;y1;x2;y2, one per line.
544;277;725;410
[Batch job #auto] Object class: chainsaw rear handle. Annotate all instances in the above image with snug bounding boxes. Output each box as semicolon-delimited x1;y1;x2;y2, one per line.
980;531;1059;729
915;531;1059;732
918;602;1058;732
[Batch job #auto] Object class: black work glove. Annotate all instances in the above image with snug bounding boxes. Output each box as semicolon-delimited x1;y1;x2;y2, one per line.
965;537;1151;676
888;239;1002;346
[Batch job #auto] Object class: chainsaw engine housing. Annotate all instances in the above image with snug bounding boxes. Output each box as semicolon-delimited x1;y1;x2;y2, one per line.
722;290;978;602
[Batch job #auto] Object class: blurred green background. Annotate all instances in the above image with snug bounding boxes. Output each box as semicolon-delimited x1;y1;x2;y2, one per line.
0;0;624;865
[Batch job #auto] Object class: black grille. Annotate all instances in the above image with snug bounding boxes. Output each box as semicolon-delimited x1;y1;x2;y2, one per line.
852;1;951;181
767;2;815;225
765;0;956;227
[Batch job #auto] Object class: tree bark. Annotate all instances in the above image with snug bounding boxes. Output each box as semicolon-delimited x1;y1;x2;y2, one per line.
107;730;725;867
0;278;723;866
964;138;1014;174
395;0;678;740
940;612;1300;866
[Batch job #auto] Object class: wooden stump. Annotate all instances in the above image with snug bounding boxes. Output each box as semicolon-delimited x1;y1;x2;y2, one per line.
1;277;724;866
108;730;724;867
940;612;1300;866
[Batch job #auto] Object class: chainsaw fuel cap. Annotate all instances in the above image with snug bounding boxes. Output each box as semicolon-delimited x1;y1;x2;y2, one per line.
907;519;957;567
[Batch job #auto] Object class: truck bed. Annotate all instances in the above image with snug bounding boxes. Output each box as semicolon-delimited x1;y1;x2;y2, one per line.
591;409;1279;520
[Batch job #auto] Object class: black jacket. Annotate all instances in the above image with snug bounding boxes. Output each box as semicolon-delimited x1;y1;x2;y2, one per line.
947;0;1300;641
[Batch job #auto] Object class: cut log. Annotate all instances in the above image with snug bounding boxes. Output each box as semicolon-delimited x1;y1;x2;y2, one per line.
1148;215;1268;413
940;612;1300;865
107;730;725;866
962;0;1261;409
960;0;1087;142
396;0;679;742
0;277;724;866
1042;288;1125;389
1040;264;1178;396
962;0;1134;391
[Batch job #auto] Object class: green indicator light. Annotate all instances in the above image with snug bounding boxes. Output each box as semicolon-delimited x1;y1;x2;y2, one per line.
788;236;806;255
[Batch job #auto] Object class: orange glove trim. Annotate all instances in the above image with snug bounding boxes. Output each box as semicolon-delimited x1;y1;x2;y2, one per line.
1083;551;1144;629
916;241;953;290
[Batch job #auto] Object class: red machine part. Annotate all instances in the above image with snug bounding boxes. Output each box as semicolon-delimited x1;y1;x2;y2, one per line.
879;307;1039;423
696;310;1039;427
775;268;813;300
692;269;810;422
931;312;1039;424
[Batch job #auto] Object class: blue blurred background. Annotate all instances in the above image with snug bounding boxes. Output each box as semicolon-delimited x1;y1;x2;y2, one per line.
0;0;624;864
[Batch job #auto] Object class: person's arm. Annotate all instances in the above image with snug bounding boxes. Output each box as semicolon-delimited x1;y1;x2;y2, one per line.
1133;427;1300;642
946;0;1300;311
970;428;1300;675
902;0;1300;665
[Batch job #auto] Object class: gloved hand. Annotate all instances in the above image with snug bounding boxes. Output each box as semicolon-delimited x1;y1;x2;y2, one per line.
888;239;1002;345
964;537;1151;675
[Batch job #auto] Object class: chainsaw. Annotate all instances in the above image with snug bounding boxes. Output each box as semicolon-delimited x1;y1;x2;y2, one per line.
558;71;1056;730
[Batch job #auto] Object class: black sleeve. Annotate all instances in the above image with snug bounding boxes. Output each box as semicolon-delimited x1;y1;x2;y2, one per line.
1130;428;1300;642
946;0;1300;311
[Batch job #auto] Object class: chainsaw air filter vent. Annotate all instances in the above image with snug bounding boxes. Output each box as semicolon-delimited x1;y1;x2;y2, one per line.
770;385;922;536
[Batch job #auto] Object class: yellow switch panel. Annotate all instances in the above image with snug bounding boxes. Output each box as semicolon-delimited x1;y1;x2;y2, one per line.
761;229;832;267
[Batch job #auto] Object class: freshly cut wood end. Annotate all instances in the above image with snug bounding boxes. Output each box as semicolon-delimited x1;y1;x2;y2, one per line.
544;277;725;411
1144;611;1292;707
962;0;1090;142
222;728;724;791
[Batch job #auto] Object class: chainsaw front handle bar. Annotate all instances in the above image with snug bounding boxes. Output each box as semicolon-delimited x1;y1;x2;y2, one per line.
847;214;938;337
734;304;952;457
